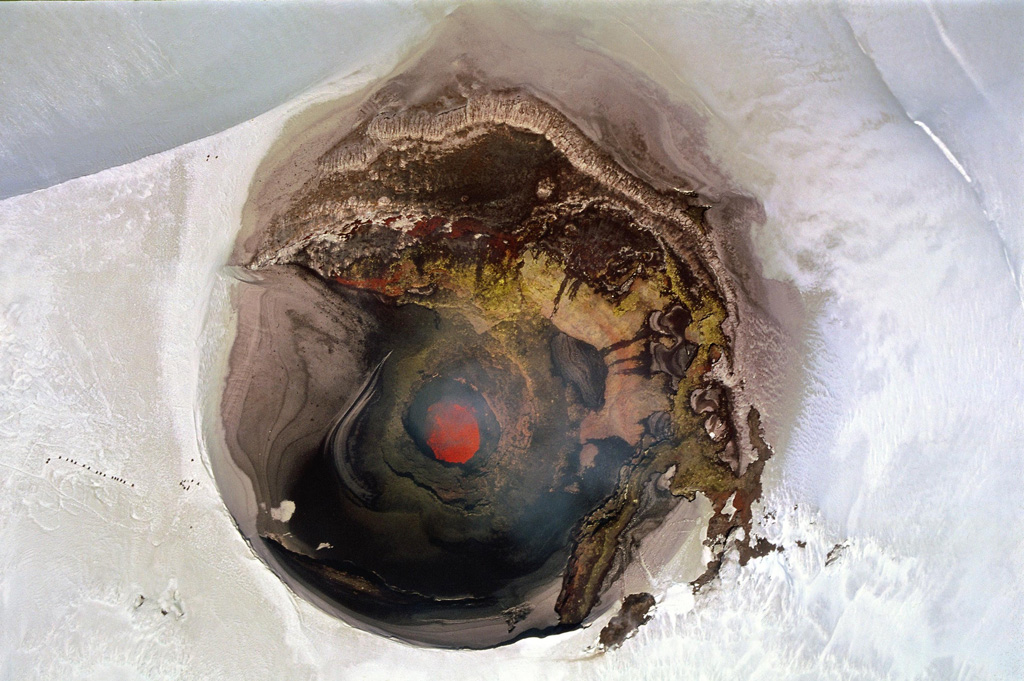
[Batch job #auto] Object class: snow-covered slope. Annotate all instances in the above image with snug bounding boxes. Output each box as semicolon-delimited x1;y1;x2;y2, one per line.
1;4;1021;679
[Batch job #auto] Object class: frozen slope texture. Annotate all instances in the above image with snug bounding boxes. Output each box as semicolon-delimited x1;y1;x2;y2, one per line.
0;3;435;200
1;4;1022;680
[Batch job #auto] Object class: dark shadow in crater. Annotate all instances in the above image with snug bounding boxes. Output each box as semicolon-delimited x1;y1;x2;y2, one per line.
208;5;797;650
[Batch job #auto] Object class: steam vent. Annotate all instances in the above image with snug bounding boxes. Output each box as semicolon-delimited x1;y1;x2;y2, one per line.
216;83;778;648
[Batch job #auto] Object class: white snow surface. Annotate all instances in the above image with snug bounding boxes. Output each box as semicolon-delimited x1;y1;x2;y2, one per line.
1;4;1022;680
0;2;436;200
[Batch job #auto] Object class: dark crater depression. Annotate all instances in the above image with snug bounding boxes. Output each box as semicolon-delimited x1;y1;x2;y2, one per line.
207;8;790;650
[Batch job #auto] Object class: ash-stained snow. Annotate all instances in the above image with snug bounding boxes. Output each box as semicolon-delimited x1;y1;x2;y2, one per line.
1;4;1022;680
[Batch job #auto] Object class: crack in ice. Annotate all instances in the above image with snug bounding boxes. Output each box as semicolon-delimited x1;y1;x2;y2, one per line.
911;120;972;184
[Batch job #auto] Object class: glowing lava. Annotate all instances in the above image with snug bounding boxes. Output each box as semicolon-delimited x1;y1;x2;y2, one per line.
424;400;480;464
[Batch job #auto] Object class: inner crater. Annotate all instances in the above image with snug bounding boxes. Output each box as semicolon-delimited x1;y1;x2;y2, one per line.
213;56;780;647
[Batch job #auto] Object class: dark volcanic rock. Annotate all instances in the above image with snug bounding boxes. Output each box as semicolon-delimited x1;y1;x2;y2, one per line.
550;331;608;410
598;592;657;649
